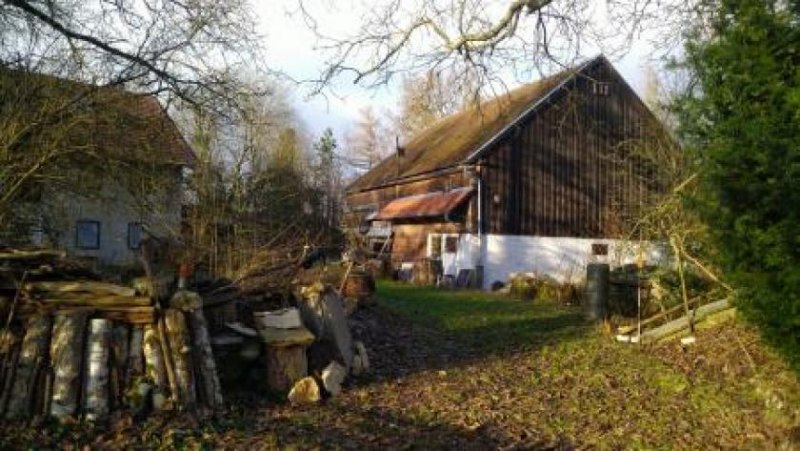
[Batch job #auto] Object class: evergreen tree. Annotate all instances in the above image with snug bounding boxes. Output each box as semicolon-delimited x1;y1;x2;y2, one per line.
676;0;800;368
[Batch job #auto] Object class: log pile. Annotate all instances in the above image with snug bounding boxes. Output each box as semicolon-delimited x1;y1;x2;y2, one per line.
0;249;222;421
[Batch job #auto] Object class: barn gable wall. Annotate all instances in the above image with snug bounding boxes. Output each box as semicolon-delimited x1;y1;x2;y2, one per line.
479;59;663;238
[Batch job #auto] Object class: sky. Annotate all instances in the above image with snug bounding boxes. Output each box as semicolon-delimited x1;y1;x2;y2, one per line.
254;1;661;143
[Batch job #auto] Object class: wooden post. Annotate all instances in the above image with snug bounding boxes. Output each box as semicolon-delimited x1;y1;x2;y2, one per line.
164;309;195;409
5;315;51;419
49;312;88;419
84;318;111;421
188;309;223;409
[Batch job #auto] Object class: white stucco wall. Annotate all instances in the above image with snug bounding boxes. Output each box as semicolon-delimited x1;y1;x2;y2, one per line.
40;168;183;267
444;233;666;289
480;235;666;289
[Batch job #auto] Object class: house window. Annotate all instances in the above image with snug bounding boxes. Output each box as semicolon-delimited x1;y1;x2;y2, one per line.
76;220;100;250
128;222;143;250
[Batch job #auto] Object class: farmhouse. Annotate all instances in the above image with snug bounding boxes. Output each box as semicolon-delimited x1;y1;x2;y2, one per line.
1;69;195;267
345;56;668;288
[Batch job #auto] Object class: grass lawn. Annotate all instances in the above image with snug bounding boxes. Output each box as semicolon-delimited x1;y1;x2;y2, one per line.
376;280;589;353
370;280;800;449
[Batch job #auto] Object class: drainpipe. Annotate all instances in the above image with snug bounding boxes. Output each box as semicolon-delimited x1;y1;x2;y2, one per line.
464;164;484;288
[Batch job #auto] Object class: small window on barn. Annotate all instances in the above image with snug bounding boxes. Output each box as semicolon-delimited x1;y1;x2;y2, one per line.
428;234;443;259
591;243;609;256
128;222;143;250
444;236;458;254
592;81;611;96
76;220;100;250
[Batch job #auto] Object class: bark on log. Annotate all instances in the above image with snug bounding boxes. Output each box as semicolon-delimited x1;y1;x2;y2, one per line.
143;324;169;408
188;309;223;409
164;309;195;409
84;319;111;421
5;315;51;419
49;312;88;419
127;327;145;386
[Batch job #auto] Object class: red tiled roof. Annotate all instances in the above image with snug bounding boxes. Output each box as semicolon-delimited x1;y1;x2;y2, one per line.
373;188;473;221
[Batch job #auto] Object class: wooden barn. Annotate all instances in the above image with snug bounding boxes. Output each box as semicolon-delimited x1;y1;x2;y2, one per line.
345;56;669;288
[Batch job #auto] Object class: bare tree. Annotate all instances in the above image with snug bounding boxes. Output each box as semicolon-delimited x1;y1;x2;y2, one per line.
0;0;265;107
344;107;393;171
298;0;703;92
395;70;477;140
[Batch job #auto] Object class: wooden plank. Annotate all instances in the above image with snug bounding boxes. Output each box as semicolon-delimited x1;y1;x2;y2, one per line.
638;298;731;344
25;281;136;297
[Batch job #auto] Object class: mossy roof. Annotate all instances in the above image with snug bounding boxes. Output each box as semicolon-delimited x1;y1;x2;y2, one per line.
347;65;579;193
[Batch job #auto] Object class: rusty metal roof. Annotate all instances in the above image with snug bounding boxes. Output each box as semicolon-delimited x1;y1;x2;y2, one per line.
373;188;473;221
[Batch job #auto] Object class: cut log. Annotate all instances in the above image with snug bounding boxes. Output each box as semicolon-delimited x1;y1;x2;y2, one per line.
639;298;731;344
0;250;65;262
127;327;145;386
0;331;21;416
188;309;223;409
25;281;136;297
297;283;354;369
84;319;111;421
110;324;129;408
157;317;179;405
287;377;321;404
264;345;308;393
38;295;152;307
142;324;170;409
49;312;88;419
164;309;195;409
321;361;347;396
5;315;51;419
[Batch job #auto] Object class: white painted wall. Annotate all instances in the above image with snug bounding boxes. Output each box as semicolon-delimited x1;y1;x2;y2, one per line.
450;233;666;290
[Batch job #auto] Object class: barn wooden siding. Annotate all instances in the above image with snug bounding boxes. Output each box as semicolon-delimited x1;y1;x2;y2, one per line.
480;61;662;238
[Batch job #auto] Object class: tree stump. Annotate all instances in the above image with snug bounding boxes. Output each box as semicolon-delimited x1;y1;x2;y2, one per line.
49;312;88;419
5;315;51;419
260;327;315;393
84;318;111;421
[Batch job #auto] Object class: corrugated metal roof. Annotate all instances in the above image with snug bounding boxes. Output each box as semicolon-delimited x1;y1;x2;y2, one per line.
373;188;473;221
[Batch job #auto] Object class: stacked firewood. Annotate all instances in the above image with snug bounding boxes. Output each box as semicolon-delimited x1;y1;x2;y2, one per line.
0;249;222;421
